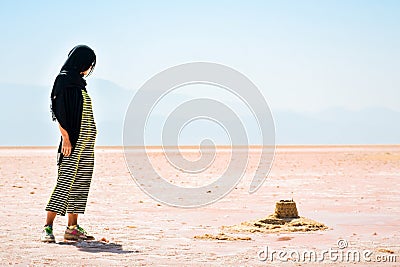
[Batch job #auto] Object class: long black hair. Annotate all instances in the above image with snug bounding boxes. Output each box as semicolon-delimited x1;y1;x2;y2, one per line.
60;45;96;76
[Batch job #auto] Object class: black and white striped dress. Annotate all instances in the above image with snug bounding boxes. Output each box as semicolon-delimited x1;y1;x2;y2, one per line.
46;89;97;216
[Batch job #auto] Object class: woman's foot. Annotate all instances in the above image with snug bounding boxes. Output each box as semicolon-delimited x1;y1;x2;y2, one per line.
64;225;95;241
41;225;55;243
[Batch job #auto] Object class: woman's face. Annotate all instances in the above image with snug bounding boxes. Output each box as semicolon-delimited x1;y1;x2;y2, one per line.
80;66;92;77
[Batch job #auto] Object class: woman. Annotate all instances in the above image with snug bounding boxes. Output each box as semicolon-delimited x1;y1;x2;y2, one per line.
41;45;97;242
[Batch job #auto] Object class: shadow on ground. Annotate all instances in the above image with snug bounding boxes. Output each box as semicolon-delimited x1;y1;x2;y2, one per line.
57;240;139;254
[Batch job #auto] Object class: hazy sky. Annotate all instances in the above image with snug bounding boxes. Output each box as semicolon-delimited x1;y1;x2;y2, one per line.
0;0;399;112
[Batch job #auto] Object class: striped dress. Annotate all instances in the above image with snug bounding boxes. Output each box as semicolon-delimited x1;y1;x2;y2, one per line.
46;89;97;216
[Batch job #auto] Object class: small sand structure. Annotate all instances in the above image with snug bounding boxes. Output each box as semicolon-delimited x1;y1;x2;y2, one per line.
221;199;328;234
194;200;327;241
275;199;299;218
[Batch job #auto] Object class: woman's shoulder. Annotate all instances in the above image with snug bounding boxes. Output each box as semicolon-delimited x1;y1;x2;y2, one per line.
52;82;82;104
54;73;69;90
55;72;74;86
54;73;84;92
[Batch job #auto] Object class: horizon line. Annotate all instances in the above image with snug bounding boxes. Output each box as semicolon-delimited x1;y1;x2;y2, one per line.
1;144;399;149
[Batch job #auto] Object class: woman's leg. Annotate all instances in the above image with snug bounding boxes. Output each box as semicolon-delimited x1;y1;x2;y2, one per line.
67;213;78;226
41;211;57;242
45;211;57;226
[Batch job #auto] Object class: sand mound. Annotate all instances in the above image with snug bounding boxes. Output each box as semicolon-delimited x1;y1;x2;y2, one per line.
221;214;328;234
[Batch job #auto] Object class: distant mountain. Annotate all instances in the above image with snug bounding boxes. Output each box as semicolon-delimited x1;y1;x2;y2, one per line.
0;80;399;145
274;107;400;144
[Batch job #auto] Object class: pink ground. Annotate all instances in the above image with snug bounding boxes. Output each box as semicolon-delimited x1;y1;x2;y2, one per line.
0;146;399;266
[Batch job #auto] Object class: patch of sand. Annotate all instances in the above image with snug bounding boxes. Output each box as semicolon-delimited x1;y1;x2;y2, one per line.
194;232;251;241
1;146;399;265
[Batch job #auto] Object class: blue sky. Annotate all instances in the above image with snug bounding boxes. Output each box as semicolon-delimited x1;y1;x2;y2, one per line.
1;0;399;112
0;1;399;146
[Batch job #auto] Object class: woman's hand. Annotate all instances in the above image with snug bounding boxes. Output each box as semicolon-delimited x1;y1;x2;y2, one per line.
62;137;72;157
58;123;72;157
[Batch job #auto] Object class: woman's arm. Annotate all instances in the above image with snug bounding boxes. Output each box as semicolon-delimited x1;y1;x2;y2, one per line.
59;123;72;157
